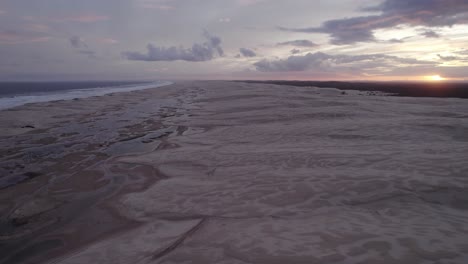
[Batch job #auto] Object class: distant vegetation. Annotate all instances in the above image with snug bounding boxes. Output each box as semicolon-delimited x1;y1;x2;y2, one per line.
241;81;468;99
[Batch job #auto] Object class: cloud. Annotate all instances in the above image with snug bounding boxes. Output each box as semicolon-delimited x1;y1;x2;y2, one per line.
277;39;318;47
279;16;389;45
22;13;109;23
388;38;404;43
70;36;88;49
122;31;224;62
421;30;440;38
239;48;256;57
24;24;50;33
0;10;6;15
254;52;331;72
140;1;175;11
0;30;50;44
50;14;110;23
69;36;97;58
97;37;119;44
254;52;436;72
137;0;174;10
219;18;231;23
280;0;468;45
438;54;459;61
456;49;468;55
77;50;97;58
291;49;301;54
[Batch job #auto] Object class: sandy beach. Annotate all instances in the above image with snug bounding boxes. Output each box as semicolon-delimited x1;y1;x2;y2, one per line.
1;81;468;264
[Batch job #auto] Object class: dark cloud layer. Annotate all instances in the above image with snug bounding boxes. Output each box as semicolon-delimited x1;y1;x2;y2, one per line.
388;38;404;43
123;32;223;62
239;48;256;57
291;49;301;54
277;40;318;47
438;54;461;61
254;52;435;72
280;0;468;45
421;30;440;38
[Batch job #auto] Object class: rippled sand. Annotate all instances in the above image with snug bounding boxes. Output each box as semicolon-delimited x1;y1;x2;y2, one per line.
1;81;468;264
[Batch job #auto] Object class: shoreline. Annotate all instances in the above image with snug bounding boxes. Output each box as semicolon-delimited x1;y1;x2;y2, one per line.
0;81;174;111
0;82;188;263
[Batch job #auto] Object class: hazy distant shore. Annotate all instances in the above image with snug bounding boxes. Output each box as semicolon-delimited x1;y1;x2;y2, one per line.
1;81;468;264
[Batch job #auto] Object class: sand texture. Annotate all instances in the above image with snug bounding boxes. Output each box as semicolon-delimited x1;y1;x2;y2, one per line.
1;81;468;264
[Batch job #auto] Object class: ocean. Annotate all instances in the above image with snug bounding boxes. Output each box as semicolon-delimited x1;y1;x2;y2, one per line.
0;81;173;110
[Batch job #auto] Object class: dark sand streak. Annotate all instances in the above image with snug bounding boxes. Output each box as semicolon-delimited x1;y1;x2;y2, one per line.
151;218;207;261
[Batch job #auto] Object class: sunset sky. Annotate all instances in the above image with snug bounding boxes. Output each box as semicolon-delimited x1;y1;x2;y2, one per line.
0;0;467;81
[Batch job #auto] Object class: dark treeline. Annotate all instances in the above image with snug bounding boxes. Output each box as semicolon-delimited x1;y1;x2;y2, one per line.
240;81;468;99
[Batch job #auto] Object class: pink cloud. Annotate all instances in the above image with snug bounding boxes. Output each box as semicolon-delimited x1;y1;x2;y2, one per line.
24;23;50;33
97;37;119;44
22;13;110;23
0;10;6;15
0;30;50;44
50;14;110;23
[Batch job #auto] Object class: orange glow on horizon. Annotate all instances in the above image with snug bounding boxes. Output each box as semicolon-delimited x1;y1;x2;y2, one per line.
424;75;446;82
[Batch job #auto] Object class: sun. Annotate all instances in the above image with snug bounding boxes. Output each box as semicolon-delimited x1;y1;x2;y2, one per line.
425;75;446;81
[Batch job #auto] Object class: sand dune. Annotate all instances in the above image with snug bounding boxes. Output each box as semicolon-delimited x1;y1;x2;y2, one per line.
1;81;468;264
